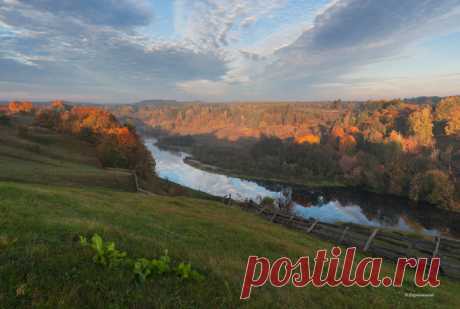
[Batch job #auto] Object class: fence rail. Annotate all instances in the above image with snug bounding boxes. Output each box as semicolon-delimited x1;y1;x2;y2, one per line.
241;202;460;280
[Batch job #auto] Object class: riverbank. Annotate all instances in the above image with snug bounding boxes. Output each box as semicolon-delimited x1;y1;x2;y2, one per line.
147;136;346;190
184;157;346;190
181;154;460;214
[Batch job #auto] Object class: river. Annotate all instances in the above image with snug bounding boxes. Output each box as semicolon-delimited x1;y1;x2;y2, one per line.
145;138;460;239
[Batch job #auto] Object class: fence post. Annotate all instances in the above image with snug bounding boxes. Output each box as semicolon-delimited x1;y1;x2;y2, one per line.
338;226;350;244
433;236;441;258
363;228;379;252
270;211;279;222
257;205;268;214
306;220;319;233
132;170;140;192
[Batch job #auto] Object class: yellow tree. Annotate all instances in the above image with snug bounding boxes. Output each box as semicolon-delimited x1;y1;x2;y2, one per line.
408;107;433;147
435;96;460;135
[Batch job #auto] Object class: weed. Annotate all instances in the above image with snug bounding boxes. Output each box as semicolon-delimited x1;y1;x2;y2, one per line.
79;234;127;268
175;262;205;282
80;234;204;283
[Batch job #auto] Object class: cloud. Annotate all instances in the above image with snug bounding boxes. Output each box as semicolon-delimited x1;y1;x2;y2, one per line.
176;0;460;100
1;0;460;101
272;0;460;78
173;0;287;49
0;0;229;101
16;0;154;27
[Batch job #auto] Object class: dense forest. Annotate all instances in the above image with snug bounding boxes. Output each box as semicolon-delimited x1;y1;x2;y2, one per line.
110;97;460;210
109;101;348;141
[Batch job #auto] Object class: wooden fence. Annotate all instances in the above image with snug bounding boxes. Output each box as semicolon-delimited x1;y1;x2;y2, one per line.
121;167;460;280
241;202;460;280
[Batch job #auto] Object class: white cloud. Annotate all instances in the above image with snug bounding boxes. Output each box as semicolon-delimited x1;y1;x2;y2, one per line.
1;0;460;101
0;0;229;101
255;0;460;97
173;0;287;50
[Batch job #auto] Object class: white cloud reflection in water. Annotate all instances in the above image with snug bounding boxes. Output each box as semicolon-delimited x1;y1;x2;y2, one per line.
292;201;439;236
145;139;280;201
146;139;440;237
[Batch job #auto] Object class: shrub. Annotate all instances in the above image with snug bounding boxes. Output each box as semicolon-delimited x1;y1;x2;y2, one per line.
410;169;455;209
261;196;275;207
96;139;129;168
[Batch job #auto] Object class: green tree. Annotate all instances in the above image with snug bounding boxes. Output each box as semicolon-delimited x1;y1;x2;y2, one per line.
409;169;455;209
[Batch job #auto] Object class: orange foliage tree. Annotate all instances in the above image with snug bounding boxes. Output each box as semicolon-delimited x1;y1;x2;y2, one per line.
34;103;154;179
295;134;320;145
8;101;34;114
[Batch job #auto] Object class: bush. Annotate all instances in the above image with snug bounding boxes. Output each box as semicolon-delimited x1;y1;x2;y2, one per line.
96;139;129;168
410;169;455;209
261;196;275;207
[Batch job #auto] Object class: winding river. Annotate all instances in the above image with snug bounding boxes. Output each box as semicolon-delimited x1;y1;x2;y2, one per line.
145;138;460;239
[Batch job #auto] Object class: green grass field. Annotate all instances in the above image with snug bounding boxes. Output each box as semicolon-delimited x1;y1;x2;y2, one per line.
1;119;460;308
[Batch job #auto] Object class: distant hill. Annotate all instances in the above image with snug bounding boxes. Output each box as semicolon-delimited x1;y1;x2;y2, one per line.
404;96;444;105
136;99;178;105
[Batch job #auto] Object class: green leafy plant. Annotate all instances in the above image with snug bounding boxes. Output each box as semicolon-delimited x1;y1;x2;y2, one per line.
175;262;205;282
133;250;171;282
79;235;88;246
79;234;205;283
133;258;152;282
151;250;171;275
79;234;127;268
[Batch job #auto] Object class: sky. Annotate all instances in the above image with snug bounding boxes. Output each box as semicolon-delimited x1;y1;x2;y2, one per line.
1;0;460;103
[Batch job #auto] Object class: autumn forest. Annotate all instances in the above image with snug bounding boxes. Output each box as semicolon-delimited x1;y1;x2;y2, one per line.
110;96;460;210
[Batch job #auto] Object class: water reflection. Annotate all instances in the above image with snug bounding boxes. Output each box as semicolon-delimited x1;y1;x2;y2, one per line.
146;139;459;238
145;139;280;201
292;201;439;236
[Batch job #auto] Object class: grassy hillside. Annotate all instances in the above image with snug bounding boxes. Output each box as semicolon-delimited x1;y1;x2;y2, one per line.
1;119;460;308
0;118;135;191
